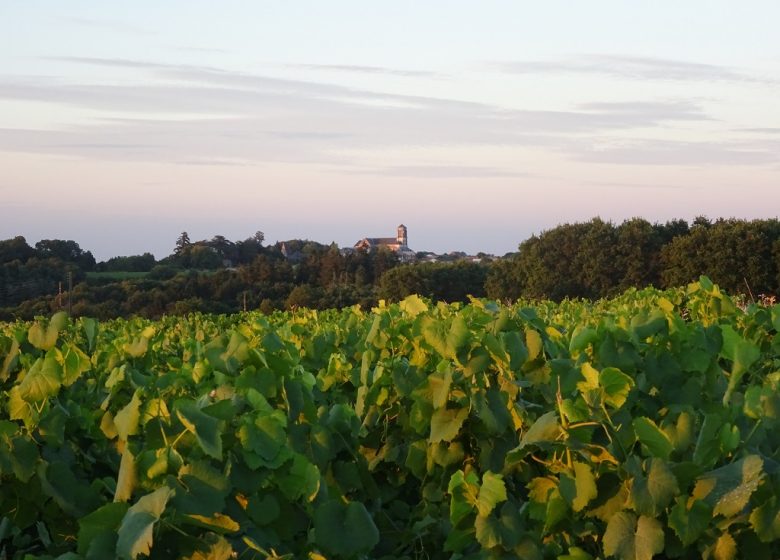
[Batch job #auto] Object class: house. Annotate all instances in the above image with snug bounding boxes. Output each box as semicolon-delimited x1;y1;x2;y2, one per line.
354;224;416;262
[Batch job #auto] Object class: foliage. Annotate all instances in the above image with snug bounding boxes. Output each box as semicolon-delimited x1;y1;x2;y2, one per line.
489;217;780;302
0;277;778;558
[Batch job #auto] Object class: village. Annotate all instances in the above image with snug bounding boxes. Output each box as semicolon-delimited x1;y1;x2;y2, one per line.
280;224;498;265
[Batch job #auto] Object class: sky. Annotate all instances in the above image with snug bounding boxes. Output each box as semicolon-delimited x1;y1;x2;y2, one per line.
1;1;779;260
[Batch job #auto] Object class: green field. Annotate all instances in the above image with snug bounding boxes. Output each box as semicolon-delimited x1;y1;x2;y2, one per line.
0;278;778;559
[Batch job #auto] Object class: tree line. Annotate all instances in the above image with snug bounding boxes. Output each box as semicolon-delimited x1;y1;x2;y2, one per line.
1;217;779;319
486;217;780;302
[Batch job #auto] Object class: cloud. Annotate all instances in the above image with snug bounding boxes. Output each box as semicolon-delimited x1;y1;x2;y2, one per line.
738;127;780;134
1;57;769;170
498;55;769;83
349;165;532;178
176;158;254;167
292;64;442;78
580;180;701;191
569;138;780;166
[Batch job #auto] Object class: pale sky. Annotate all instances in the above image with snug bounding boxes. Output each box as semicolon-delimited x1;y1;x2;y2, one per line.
1;1;779;260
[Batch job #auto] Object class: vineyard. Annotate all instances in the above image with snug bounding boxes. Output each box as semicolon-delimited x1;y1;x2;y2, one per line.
0;277;778;559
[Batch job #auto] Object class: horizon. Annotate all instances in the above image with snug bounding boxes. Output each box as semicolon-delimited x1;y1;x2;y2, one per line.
8;214;780;263
2;2;779;261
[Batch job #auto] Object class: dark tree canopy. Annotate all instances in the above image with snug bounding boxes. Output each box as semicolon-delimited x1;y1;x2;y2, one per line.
2;217;780;320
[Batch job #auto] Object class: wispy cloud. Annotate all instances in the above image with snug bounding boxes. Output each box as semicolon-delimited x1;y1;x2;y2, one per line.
292;63;442;78
738;127;780;134
497;55;769;83
569;138;780;166
350;165;532;178
581;180;702;191
1;57;774;172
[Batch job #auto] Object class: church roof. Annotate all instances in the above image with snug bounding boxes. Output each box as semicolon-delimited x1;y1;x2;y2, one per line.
356;237;399;247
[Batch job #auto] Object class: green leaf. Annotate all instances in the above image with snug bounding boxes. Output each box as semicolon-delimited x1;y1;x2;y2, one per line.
630;458;679;516
174;461;229;517
448;469;480;525
186;534;234;560
116;486;173;560
58;343;91;386
277;453;320;502
82;317;98;351
8;386;34;426
114;391;142;440
520;411;561;447
665;411;694;452
712;532;737;560
422;315;469;361
28;313;66;350
720;325;760;405
693;413;722;467
600;367;634;409
603;512;664;560
474;501;523;550
559;547;595;560
502;330;528;371
560;462;598;513
238;412;290;468
114;445;137;502
527;477;568;533
631;310;667;339
668;497;711;546
39;460;102;518
123;337;149;358
246;494;280;525
1;336;19;382
78;502;129;557
313;499;379;557
569;326;598;353
749;498;780;542
477;472;507;517
633;417;673;459
526;328;544;360
474;387;511;434
176;399;223;460
429;407;468;443
18;353;62;402
693;455;763;518
3;434;39;482
400;294;428;317
182;513;240;533
428;366;453;409
588;481;629;523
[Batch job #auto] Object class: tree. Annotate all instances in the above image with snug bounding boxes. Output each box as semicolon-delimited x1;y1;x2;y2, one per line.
34;239;95;271
285;285;317;309
208;235;237;264
175;232;191;254
485;256;526;302
614;218;663;291
0;236;35;264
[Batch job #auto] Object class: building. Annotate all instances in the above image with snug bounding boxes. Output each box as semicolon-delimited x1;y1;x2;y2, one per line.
354;224;415;261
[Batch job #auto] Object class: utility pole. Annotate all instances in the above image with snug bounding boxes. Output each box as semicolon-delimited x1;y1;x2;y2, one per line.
57;281;62;309
243;291;247;313
67;271;72;315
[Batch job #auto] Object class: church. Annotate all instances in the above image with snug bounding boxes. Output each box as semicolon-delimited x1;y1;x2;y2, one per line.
354;224;416;261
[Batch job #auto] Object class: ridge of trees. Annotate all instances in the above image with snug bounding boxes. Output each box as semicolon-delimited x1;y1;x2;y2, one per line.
1;217;779;320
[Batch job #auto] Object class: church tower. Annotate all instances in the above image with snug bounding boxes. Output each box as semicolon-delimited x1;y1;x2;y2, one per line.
397;224;408;247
